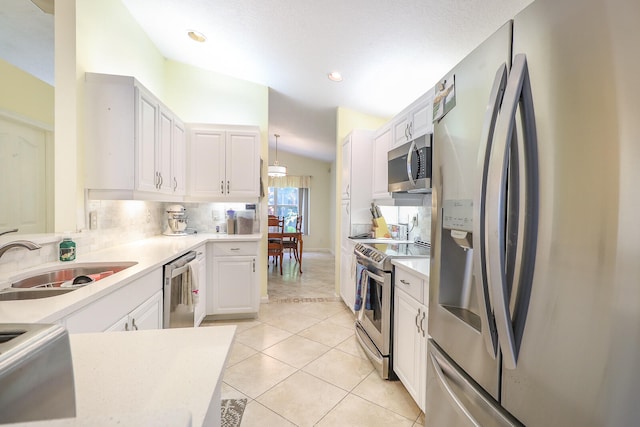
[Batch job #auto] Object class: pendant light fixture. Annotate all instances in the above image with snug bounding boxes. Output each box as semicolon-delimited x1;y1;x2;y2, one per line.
268;134;287;177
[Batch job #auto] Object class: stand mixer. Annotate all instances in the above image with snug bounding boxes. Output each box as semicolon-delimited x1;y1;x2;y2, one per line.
163;205;188;236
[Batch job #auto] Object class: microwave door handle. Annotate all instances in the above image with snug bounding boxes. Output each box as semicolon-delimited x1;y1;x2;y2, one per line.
473;63;508;358
406;139;417;187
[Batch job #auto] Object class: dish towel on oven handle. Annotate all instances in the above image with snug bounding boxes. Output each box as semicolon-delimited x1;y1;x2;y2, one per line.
354;265;372;312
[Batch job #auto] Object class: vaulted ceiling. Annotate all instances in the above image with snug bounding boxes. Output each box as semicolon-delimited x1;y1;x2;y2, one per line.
1;0;533;161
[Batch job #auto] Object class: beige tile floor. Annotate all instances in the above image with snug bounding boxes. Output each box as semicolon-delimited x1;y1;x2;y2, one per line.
202;251;425;427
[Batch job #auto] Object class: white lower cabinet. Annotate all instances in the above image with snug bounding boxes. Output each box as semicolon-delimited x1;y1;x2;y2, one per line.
105;290;163;332
207;242;259;317
339;239;357;312
193;246;207;327
393;267;428;412
64;268;162;333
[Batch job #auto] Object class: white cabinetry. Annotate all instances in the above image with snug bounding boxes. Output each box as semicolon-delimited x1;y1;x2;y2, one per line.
339;130;374;310
341;130;374;227
105;290;163;332
393;266;428;411
341;136;352;199
207;241;259;317
193;245;207;327
372;123;392;200
187;125;260;201
339;236;357;312
84;72;185;200
64;268;163;333
390;89;435;150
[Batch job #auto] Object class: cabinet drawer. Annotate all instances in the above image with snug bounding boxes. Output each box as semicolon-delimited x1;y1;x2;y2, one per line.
394;268;424;304
213;242;257;256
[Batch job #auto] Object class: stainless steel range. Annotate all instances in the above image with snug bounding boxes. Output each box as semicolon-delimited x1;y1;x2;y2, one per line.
353;239;430;379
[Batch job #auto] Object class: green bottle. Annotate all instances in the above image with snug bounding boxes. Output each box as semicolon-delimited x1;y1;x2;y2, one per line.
59;237;76;262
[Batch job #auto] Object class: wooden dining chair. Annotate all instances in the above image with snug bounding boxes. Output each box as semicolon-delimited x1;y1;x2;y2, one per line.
267;216;284;275
283;216;303;262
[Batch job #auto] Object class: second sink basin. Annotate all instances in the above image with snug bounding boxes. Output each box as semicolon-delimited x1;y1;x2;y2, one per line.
11;262;138;289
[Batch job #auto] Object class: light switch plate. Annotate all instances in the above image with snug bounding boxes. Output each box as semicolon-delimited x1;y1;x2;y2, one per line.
89;211;98;229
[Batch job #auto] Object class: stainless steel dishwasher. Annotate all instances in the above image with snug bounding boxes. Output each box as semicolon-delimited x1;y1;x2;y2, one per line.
163;251;198;328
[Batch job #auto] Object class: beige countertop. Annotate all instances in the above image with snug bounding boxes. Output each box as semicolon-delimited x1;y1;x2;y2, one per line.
0;234;261;324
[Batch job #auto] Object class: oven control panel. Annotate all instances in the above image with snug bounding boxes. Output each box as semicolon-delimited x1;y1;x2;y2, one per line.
354;243;385;262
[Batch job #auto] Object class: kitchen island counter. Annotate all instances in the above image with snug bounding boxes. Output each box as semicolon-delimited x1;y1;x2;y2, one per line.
10;325;236;427
71;325;235;426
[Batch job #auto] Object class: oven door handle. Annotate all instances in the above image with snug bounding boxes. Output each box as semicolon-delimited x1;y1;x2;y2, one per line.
364;269;386;283
357;270;368;321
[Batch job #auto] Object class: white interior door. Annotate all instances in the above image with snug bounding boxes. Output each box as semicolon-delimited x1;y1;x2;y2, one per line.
0;115;48;233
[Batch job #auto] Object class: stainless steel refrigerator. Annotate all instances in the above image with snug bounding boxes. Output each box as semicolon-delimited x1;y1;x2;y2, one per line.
427;0;640;425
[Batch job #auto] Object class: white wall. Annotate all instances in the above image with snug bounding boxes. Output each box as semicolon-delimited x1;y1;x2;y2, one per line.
267;149;333;251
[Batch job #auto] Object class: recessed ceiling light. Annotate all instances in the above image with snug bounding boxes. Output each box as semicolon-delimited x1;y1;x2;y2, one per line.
187;30;207;43
328;72;343;82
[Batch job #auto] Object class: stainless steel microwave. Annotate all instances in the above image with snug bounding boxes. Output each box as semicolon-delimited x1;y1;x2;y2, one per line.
388;134;432;193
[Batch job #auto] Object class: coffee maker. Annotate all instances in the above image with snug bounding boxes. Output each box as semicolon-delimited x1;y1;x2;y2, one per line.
163;205;188;236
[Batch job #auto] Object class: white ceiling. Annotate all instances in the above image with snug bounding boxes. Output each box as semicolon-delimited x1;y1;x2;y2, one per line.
1;0;534;161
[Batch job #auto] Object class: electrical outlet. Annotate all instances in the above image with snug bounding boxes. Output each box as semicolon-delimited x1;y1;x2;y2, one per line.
89;211;98;229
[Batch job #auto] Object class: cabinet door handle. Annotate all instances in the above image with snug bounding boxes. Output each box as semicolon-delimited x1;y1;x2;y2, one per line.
400;279;411;285
173;177;177;192
158;172;163;189
132;318;138;331
415;309;421;333
220;180;224;193
346;184;350;198
252;258;256;272
420;311;426;337
155;172;160;189
125;322;129;331
227;181;230;193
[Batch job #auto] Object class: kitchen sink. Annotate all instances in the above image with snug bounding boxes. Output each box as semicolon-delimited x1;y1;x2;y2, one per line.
10;261;138;289
0;288;76;301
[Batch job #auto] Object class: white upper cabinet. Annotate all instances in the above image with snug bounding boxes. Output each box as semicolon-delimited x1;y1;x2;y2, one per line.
136;87;160;193
226;130;261;197
372;123;392;200
341;129;374;225
172;120;187;195
187;125;260;201
341;135;352;199
390;89;435;150
85;72;186;200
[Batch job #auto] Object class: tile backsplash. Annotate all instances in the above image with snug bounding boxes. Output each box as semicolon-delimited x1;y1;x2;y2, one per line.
0;200;259;278
378;194;432;242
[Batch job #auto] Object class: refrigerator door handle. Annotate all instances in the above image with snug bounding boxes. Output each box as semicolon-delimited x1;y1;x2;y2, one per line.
486;54;539;370
473;63;508;358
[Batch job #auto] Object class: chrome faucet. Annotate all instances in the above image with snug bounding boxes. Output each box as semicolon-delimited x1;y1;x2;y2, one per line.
0;228;19;237
0;229;41;258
